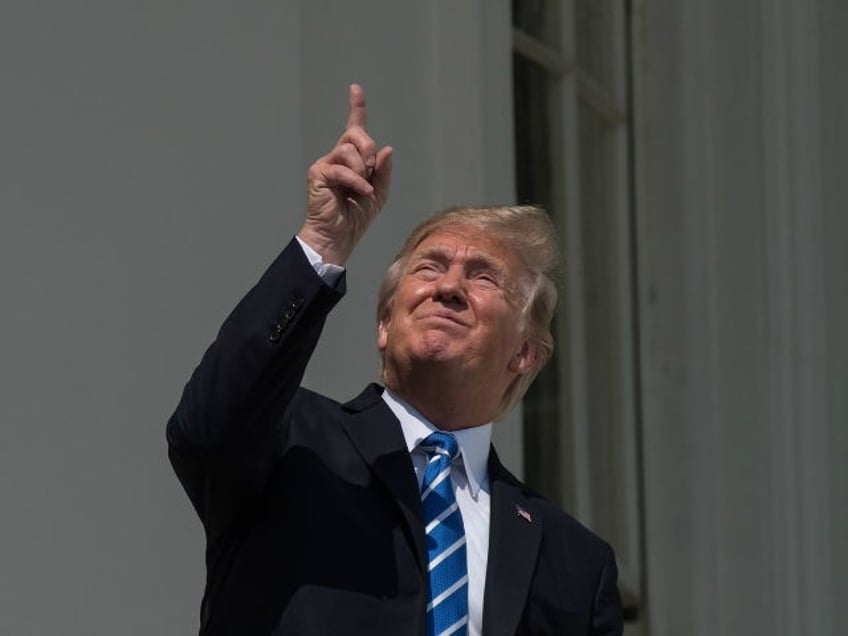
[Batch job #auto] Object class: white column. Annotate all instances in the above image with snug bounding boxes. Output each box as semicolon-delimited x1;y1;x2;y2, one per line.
761;1;832;633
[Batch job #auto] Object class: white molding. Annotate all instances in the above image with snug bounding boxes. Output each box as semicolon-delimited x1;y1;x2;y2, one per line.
610;0;628;111
761;1;832;634
556;0;594;526
678;1;723;632
512;28;575;73
611;120;642;600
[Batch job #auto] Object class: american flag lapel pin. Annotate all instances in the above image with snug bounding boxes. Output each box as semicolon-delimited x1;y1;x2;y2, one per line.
515;504;533;523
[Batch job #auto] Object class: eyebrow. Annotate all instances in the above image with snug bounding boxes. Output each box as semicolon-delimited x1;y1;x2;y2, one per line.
411;246;505;271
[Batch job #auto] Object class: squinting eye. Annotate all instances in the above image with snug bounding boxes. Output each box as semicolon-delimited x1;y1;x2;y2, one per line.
474;272;500;287
412;262;441;278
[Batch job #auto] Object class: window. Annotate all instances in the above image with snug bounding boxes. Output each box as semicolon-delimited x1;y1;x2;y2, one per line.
513;0;642;620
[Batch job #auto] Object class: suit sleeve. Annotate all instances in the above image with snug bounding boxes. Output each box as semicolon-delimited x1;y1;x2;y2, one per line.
591;545;624;635
166;237;346;535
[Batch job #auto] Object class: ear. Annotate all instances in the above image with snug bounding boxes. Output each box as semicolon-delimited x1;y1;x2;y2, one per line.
377;318;389;352
508;341;538;375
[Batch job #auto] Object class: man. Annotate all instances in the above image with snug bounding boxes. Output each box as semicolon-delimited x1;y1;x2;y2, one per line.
168;84;623;635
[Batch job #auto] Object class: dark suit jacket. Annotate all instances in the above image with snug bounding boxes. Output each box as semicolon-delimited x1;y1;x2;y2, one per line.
167;238;623;635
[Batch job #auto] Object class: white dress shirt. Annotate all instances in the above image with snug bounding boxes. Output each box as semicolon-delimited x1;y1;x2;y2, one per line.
382;389;491;636
296;235;345;284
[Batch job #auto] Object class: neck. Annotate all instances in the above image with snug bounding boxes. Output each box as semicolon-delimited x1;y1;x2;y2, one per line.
384;363;502;431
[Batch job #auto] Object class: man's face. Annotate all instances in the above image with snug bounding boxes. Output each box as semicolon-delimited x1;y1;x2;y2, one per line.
378;225;536;393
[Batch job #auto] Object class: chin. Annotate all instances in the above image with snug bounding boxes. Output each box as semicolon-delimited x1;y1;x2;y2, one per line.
410;347;457;365
415;331;463;360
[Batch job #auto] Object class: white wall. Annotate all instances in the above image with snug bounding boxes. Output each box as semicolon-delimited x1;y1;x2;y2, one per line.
0;2;516;633
819;0;848;624
633;0;847;633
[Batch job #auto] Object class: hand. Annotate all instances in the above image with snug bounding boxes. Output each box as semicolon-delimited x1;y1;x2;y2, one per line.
298;84;393;265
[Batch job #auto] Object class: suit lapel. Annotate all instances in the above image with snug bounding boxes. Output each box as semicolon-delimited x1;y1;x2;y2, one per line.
340;384;428;573
483;450;542;636
340;387;543;632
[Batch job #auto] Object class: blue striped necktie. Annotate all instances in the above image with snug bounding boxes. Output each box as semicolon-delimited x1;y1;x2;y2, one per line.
419;432;468;636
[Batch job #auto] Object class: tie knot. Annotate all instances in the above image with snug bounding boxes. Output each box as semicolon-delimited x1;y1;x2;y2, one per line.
420;431;460;462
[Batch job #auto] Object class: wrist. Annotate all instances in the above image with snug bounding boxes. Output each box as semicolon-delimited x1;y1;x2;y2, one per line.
296;224;351;266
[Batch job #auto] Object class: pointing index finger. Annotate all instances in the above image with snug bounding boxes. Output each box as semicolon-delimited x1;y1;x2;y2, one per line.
346;83;367;130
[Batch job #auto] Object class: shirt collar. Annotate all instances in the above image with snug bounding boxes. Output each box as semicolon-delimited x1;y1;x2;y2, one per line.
382;388;491;498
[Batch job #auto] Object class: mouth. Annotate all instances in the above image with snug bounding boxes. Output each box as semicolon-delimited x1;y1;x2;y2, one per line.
418;311;469;328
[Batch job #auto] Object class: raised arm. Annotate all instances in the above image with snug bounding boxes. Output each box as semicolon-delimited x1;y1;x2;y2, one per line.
167;84;392;528
298;83;393;266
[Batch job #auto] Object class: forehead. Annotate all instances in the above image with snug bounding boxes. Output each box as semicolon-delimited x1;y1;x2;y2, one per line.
410;225;521;267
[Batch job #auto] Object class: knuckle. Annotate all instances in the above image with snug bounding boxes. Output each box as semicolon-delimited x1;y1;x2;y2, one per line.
333;142;356;160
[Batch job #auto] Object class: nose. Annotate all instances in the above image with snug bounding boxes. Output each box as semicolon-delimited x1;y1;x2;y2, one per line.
433;266;466;305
